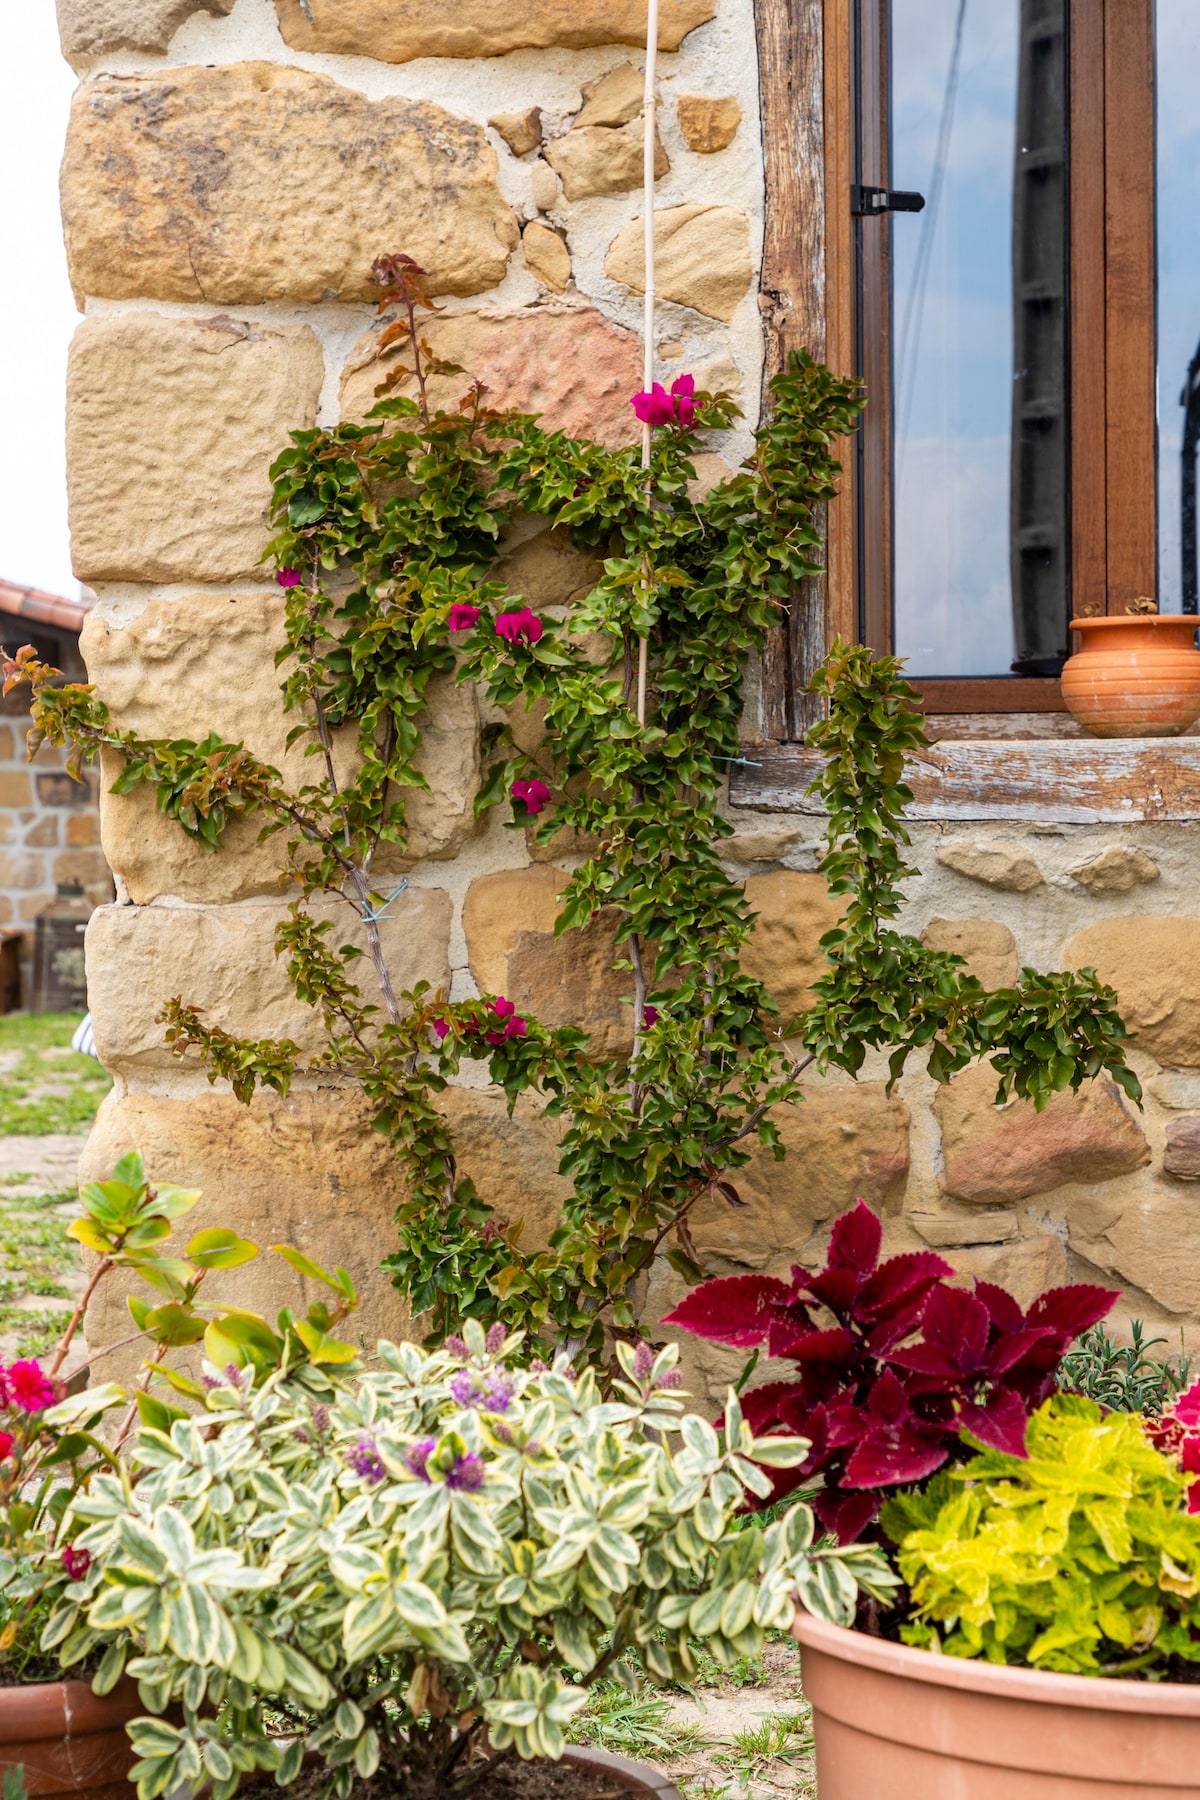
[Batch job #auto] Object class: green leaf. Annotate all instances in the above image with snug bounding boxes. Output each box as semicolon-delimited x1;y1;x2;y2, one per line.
186;1228;259;1270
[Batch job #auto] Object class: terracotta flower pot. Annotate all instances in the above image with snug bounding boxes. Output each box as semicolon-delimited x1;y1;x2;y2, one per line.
1061;613;1200;737
792;1608;1200;1797
563;1745;681;1796
0;1675;142;1800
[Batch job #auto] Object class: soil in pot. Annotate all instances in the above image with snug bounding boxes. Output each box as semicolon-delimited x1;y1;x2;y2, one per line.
241;1747;676;1800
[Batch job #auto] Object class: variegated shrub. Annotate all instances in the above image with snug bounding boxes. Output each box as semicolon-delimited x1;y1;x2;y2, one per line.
50;1323;895;1800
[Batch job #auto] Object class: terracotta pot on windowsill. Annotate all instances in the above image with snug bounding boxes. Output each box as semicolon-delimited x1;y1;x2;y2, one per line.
792;1607;1200;1797
0;1674;143;1800
1061;609;1200;737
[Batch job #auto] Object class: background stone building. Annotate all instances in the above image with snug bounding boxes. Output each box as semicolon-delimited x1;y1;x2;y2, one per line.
0;578;108;1010
50;0;1200;1388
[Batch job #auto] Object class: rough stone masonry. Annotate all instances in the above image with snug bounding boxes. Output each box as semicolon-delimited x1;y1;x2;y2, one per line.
55;0;1200;1393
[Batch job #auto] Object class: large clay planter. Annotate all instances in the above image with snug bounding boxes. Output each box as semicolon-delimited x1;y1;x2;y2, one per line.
0;1676;142;1800
792;1608;1200;1797
563;1745;681;1795
1061;613;1200;737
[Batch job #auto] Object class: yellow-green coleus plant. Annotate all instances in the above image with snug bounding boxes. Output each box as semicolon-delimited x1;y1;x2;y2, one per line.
881;1394;1200;1675
50;1325;895;1800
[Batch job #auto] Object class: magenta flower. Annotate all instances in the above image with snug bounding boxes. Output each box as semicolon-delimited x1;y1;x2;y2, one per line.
431;1018;450;1041
6;1361;54;1414
489;997;516;1022
450;1370;483;1408
448;603;480;633
445;1452;485;1492
404;1437;437;1482
512;777;551;816
670;373;697;428
345;1436;386;1485
495;608;544;647
504;1017;527;1039
631;383;675;427
61;1545;91;1582
643;1006;659;1027
276;568;302;589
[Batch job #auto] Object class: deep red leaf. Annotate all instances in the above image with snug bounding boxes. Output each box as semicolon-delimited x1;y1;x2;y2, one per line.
844;1425;950;1489
814;1485;883;1545
987;1327;1054;1377
865;1298;932;1358
784;1326;857;1369
857;1251;953;1323
957;1386;1030;1458
1026;1284;1119;1346
889;1342;964;1381
798;1266;867;1318
921;1283;989;1370
827;1200;883;1275
866;1367;913;1425
661;1273;791;1345
739;1380;810;1435
974;1281;1026;1335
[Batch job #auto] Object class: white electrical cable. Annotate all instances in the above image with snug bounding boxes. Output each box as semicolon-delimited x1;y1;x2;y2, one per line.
636;0;659;728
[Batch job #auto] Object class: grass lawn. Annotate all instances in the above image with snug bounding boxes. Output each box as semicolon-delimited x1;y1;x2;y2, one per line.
0;1011;111;1135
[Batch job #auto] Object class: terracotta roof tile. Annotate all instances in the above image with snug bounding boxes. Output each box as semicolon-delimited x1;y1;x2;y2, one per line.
0;579;93;636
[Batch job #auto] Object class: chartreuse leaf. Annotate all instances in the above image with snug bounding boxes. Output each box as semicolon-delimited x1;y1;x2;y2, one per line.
186;1228;258;1270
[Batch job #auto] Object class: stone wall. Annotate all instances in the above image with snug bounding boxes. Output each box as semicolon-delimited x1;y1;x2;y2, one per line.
57;0;1200;1393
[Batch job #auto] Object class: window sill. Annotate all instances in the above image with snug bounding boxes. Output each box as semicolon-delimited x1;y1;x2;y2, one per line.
729;738;1200;823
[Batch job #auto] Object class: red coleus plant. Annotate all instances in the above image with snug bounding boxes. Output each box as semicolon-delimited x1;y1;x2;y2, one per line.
1146;1381;1200;1511
662;1201;1117;1542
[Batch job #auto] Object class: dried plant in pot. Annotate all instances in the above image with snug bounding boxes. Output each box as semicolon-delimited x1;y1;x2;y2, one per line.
669;1211;1200;1796
1061;599;1200;737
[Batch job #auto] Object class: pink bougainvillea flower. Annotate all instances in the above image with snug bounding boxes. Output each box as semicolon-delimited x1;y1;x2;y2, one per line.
448;603;481;633
275;568;303;589
495;608;544;646
489;997;516;1021
511;777;551;815
7;1360;54;1413
0;1431;14;1464
670;373;697;427
631;382;675;426
643;1005;659;1027
61;1545;91;1582
504;1016;527;1039
431;1018;450;1041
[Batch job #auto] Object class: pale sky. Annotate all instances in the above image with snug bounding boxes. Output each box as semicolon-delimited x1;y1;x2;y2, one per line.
1;10;79;598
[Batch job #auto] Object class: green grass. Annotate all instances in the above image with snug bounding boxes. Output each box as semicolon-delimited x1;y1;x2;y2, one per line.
711;1711;814;1793
0;1013;111;1135
570;1687;710;1761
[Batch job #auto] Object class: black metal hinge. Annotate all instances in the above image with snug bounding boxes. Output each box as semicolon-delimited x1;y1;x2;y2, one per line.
851;185;926;216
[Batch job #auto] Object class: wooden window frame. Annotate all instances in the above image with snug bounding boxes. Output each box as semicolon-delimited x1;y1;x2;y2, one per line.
752;0;1157;742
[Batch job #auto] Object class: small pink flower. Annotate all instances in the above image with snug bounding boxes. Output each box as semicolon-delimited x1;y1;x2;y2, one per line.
670;374;697;428
512;777;551;815
486;1323;507;1354
485;1029;505;1047
489;997;516;1021
276;568;302;589
431;1019;450;1041
61;1546;91;1582
448;603;480;633
7;1361;54;1414
504;1017;527;1040
495;608;544;647
631;383;675;427
643;1005;659;1027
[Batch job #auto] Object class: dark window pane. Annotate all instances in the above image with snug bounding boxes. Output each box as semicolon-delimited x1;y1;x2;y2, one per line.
890;0;1069;675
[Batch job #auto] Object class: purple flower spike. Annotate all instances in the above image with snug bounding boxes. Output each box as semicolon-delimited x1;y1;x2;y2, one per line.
633;1342;655;1381
445;1335;469;1361
450;1370;483;1408
445;1452;485;1492
404;1438;437;1482
486;1323;507;1354
346;1436;386;1485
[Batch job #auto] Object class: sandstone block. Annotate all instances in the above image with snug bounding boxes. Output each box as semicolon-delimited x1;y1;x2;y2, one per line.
1165;1116;1200;1180
56;0;234;62
80;1086;414;1383
0;728;13;759
68;317;322;585
66;814;101;848
24;818;58;849
86;890;452;1076
936;838;1044;892
576;64;645;130
0;853;43;890
490;108;543;157
530;162;563;213
439;1087;569;1250
342;307;641;450
493;522;604;611
908;1207;1020;1247
0;772;31;808
522;224;572;294
935;1062;1149;1204
606;206;754;321
462;865;634;1057
1149;1072;1200;1110
920;916;1019;989
1070;845;1160;894
1064;916;1200;1066
946;1234;1069;1312
63;66;518;305
723;829;806;865
83;597;480;903
545;119;668;201
677;94;743;153
1069;1183;1200;1319
272;0;715;60
739;871;843;1026
688;1082;910;1269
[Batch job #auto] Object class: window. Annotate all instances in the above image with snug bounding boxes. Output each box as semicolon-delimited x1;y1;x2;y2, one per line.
755;0;1193;737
